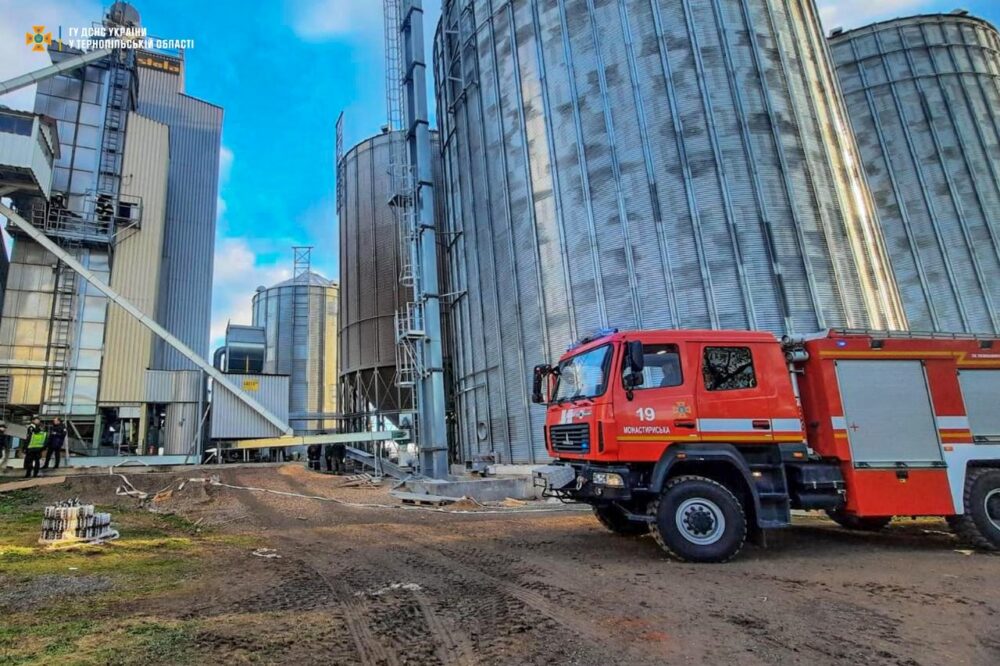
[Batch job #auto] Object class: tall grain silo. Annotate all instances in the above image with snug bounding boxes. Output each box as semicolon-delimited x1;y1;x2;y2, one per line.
830;12;1000;334
434;0;907;464
337;130;447;428
252;267;339;434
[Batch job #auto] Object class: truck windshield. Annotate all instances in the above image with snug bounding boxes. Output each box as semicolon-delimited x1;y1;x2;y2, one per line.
553;344;612;402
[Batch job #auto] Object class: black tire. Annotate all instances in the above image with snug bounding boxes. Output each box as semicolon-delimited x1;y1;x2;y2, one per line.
648;475;747;563
593;504;649;536
947;468;1000;551
825;509;892;532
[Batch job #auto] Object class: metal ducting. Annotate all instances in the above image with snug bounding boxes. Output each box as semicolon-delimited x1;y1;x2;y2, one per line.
252;273;339;434
831;13;1000;334
337;130;447;428
434;0;907;464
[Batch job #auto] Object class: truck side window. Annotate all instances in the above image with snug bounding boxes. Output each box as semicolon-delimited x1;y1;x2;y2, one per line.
624;344;683;389
703;347;757;391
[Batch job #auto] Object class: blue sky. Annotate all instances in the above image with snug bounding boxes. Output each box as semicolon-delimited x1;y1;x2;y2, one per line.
2;0;999;350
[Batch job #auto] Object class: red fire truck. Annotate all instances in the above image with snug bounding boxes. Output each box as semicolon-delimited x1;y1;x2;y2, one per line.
533;328;1000;562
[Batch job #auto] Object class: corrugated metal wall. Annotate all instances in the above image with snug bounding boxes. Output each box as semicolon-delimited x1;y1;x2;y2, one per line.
137;55;223;368
252;275;338;434
337;131;446;421
0;241;55;405
210;374;289;439
338;132;404;417
337;130;453;428
99;112;169;403
435;0;907;464
831;13;1000;334
144;369;202;455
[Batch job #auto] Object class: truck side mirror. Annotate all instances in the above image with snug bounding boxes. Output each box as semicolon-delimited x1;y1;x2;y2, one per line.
532;365;549;404
627;341;645;373
624;341;645;393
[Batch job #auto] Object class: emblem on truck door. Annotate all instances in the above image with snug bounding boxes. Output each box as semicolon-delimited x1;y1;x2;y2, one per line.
673;401;692;418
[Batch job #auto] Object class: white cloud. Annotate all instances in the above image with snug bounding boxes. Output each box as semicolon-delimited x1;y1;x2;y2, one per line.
210;238;291;349
0;0;103;112
289;0;384;42
216;144;233;222
219;145;234;184
816;0;931;32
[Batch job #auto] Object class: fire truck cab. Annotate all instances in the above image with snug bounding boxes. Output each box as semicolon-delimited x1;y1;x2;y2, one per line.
533;328;1000;562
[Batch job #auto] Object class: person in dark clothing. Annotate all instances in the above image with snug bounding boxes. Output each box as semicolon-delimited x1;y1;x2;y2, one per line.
331;442;346;475
324;444;335;472
42;417;67;469
306;444;322;471
23;418;47;479
0;422;8;469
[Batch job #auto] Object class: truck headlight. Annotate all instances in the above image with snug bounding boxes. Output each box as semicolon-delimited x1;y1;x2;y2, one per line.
592;472;625;488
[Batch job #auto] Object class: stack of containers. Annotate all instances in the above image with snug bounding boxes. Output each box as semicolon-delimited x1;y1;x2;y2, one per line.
39;499;116;544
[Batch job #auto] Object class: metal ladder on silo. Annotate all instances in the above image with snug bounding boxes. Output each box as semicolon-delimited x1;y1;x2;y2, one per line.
96;49;134;197
385;0;420;388
43;260;78;413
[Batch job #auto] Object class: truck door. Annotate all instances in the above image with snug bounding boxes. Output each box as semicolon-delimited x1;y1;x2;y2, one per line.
834;360;953;516
615;340;697;462
958;370;1000;442
837;361;944;466
696;344;775;444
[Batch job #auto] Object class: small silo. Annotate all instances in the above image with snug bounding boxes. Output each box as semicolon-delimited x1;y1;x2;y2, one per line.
830;12;1000;334
337;130;447;428
252;271;339;434
434;0;907;464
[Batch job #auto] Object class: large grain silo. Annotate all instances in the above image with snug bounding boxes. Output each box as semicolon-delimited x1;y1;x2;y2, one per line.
337;130;447;428
434;0;906;464
252;270;339;434
830;12;1000;334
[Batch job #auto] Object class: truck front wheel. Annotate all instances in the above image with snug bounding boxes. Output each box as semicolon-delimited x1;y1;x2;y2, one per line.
593;504;649;536
649;476;747;563
947;468;1000;551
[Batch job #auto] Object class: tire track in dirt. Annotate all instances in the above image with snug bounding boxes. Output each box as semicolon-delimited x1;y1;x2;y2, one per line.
375;523;670;664
214;469;400;665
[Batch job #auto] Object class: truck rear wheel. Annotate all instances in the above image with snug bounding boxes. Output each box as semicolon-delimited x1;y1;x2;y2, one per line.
649;476;747;563
947;468;1000;551
825;509;892;532
593;504;649;536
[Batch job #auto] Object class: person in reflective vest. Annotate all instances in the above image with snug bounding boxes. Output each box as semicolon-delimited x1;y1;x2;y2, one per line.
23;417;47;479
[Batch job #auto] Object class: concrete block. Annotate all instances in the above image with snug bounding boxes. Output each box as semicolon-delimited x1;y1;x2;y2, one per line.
407;475;541;502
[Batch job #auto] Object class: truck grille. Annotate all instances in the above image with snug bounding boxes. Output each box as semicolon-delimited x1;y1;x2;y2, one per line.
550;424;591;453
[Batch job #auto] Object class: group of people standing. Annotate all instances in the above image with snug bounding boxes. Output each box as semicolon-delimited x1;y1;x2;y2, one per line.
5;417;69;479
306;443;347;474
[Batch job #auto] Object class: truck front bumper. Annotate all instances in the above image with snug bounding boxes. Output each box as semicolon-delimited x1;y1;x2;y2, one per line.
534;462;640;503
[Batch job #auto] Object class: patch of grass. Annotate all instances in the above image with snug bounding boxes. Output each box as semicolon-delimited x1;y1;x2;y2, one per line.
0;618;198;666
0;491;263;665
0;489;41;514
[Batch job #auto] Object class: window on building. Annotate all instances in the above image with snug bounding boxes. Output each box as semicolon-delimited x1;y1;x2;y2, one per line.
703;347;757;391
624;344;683;389
0;112;33;136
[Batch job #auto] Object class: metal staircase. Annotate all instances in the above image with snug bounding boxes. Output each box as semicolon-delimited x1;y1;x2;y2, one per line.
383;0;449;478
384;0;421;388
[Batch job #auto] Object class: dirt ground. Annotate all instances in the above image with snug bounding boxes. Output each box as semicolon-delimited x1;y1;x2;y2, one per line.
2;464;999;665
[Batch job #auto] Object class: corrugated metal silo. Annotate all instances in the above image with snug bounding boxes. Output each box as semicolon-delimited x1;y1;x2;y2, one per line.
337;130;446;426
137;52;223;369
434;0;907;464
830;13;1000;334
252;273;339;434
